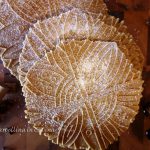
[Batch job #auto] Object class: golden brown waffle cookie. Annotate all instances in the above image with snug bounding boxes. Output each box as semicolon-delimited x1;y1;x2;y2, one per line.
0;0;107;78
0;0;30;77
7;0;108;23
18;9;144;85
23;39;143;150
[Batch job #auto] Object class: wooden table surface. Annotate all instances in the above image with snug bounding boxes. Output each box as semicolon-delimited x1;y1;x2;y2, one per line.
0;0;150;150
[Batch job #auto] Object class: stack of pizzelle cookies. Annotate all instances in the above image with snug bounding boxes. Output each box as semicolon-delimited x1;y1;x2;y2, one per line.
0;0;144;149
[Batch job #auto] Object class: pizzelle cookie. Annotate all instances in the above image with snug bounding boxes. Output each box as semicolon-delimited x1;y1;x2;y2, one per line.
18;9;144;85
24;39;143;150
7;0;108;23
0;0;107;78
0;0;30;77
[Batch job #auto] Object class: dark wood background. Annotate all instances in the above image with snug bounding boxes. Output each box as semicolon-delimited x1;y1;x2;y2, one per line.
0;0;150;149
